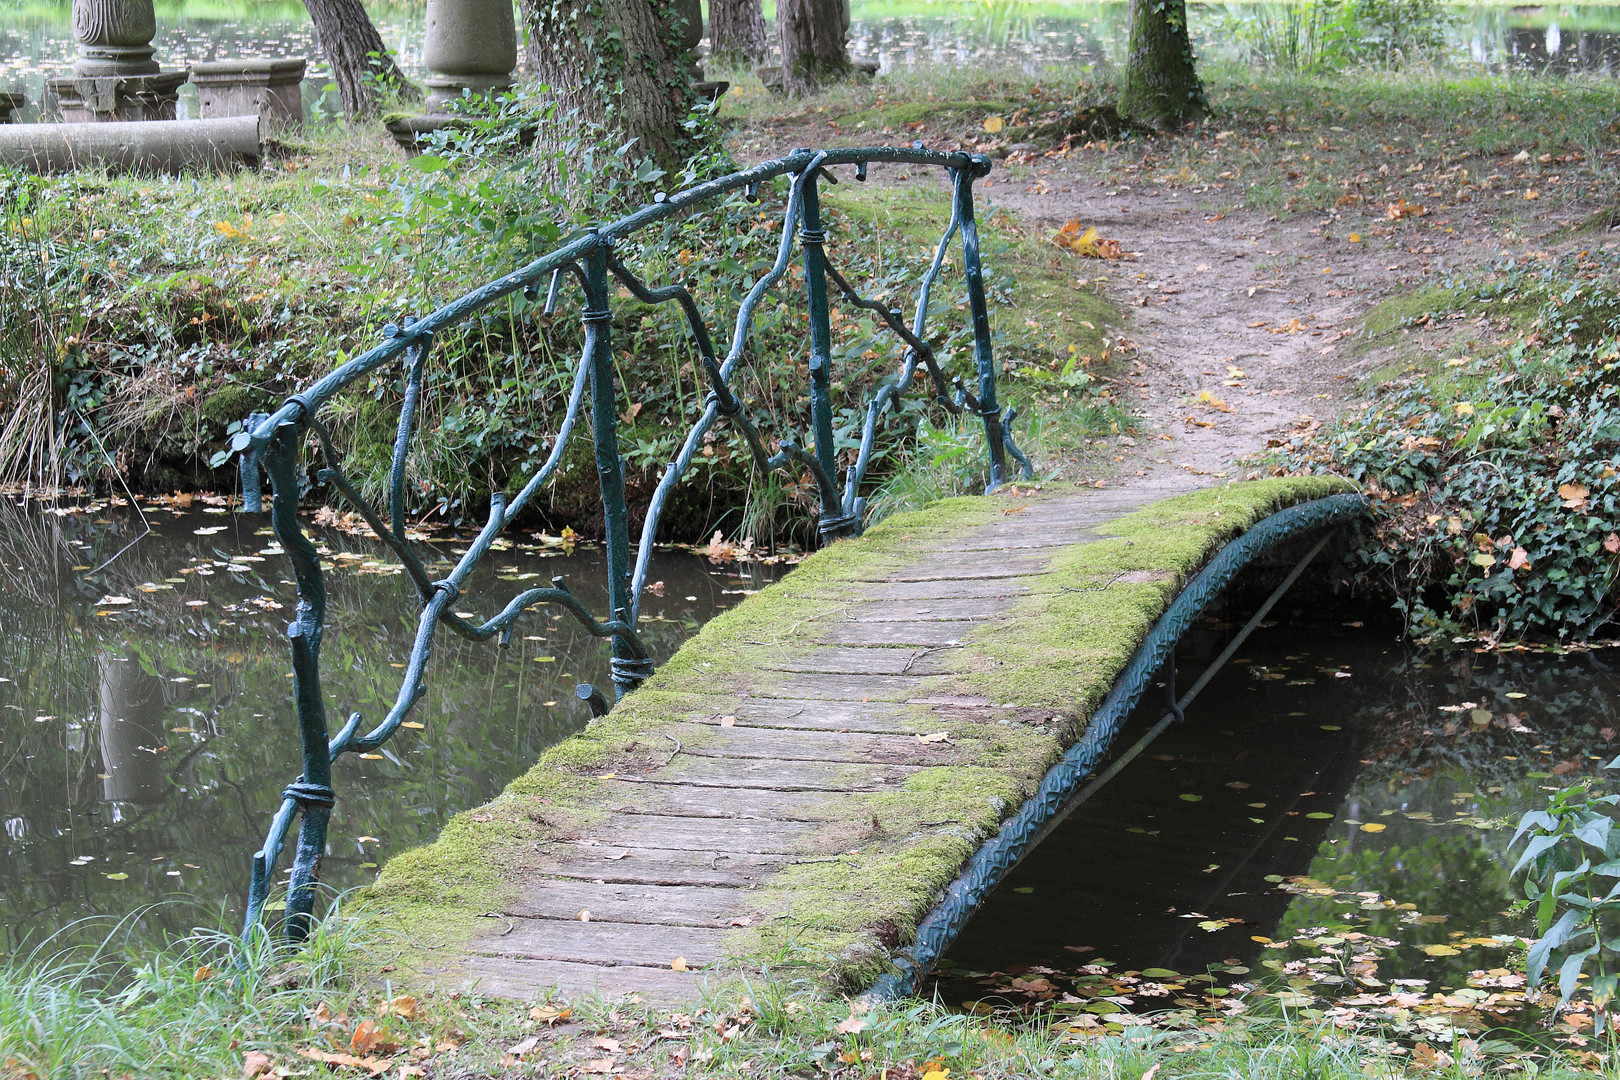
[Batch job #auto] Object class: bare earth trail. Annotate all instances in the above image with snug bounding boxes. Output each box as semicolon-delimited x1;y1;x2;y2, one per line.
731;123;1598;478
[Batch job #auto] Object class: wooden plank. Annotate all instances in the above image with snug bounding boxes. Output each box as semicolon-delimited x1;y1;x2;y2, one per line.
586;813;821;854
503;879;778;927
858;578;1041;601
643;753;920;790
751;672;956;701
682;698;944;733
461;953;712;1003
537;845;791;888
758;645;958;676
812;622;973;648
821;597;996;623
682;725;957;766
473;917;731;968
604;781;862;819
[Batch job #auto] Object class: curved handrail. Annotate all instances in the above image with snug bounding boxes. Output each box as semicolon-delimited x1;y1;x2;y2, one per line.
236;145;1033;941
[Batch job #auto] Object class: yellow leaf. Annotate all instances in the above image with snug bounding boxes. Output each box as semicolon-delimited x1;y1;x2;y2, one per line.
1558;482;1589;509
1472;552;1496;568
1454;402;1475;416
1359;822;1386;833
982;115;1004;133
1422;944;1460;957
671;956;689;971
1347;232;1362;242
377;994;419;1019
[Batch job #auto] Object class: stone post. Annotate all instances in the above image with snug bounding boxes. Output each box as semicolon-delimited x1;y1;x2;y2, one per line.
47;0;186;122
192;58;307;131
421;0;517;110
0;93;24;124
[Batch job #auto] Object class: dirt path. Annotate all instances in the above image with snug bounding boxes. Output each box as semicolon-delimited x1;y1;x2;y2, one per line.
730;126;1599;482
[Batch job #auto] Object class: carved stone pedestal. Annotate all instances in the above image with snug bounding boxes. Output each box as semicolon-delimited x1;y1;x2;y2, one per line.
48;72;187;122
50;0;187;122
0;93;24;123
192;58;307;130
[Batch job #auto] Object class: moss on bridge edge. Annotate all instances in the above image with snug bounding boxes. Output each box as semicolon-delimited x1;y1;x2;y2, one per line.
357;476;1357;994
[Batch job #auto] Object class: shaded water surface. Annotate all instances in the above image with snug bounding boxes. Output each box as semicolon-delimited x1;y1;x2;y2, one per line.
930;610;1620;1027
0;494;773;951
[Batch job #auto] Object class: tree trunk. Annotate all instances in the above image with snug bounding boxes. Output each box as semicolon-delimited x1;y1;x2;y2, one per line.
301;0;417;119
778;0;848;95
520;0;696;169
710;0;768;64
1118;0;1204;129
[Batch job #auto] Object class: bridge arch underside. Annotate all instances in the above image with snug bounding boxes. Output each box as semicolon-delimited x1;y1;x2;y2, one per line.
361;479;1366;1004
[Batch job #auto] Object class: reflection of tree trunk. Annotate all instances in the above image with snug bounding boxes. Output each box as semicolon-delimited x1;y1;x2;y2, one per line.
98;654;168;806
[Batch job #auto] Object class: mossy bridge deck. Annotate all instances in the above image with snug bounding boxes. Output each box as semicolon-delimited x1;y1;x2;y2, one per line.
366;477;1364;1003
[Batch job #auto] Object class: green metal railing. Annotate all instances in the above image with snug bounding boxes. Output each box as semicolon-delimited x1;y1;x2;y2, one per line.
234;145;1031;940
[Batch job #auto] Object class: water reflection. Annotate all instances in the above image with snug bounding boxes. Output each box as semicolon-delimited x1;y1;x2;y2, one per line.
0;494;774;951
930;610;1620;1004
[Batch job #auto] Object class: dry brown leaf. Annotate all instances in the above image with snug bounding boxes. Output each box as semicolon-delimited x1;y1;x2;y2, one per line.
583;1058;617;1074
507;1035;541;1056
376;995;418;1020
1051;219;1123;259
577;908;591;922
1605;533;1620;554
916;731;951;744
1509;547;1531;570
672;956;690;971
242;1050;273;1079
1558;482;1590;510
530;1004;572;1024
835;1014;868;1035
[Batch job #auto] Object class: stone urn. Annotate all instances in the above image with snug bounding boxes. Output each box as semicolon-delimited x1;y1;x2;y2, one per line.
421;0;518;110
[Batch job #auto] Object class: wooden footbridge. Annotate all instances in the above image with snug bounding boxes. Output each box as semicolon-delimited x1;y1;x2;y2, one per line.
374;479;1364;1003
232;146;1366;1003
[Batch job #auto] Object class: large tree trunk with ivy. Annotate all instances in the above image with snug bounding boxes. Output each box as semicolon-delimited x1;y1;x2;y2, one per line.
778;0;848;95
300;0;417;119
710;0;768;63
520;0;697;169
1118;0;1204;129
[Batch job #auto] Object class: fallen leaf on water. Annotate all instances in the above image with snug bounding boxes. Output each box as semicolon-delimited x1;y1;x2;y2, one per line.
97;596;134;606
1422;944;1460;957
1359;822;1387;833
194;525;229;535
105;872;129;880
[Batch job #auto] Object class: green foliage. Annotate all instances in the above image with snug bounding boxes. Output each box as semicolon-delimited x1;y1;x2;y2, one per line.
1284;249;1620;641
1226;0;1448;72
0;904;377;1079
1511;782;1620;1018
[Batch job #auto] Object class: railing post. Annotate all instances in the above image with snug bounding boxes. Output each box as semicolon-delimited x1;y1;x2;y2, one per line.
261;417;336;942
797;156;858;543
953;158;1009;491
581;236;648;698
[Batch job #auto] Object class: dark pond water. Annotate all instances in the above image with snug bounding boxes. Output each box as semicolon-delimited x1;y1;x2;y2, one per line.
2;2;1618;122
0;492;773;952
929;605;1620;1039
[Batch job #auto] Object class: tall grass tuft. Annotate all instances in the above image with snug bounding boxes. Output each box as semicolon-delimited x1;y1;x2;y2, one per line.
0;900;375;1079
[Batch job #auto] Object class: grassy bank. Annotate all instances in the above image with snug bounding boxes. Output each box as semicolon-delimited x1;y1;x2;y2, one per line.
0;111;1124;542
1268;247;1619;643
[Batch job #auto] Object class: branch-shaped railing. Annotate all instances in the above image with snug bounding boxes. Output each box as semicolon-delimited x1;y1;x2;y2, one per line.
233;145;1032;941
